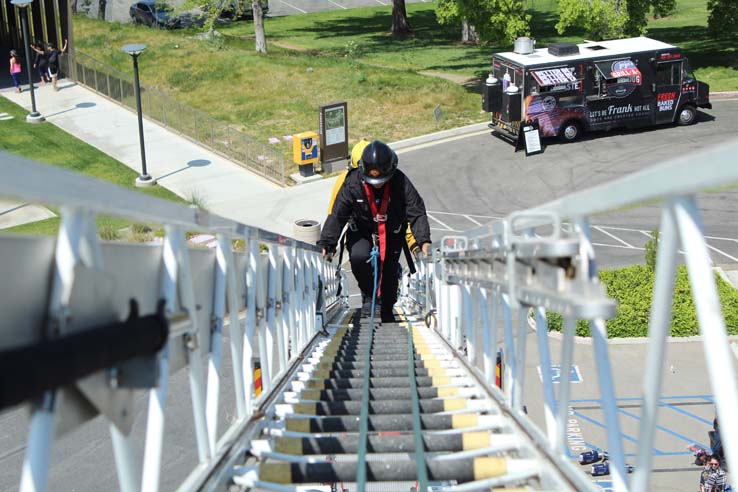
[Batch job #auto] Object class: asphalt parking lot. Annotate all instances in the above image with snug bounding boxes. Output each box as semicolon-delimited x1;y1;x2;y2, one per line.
400;99;738;270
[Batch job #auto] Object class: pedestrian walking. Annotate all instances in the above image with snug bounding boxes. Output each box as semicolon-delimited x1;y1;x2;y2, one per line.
32;42;50;84
318;140;431;322
35;39;66;92
9;50;22;93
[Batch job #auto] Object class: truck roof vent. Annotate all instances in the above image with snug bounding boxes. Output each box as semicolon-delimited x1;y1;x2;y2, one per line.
548;42;580;57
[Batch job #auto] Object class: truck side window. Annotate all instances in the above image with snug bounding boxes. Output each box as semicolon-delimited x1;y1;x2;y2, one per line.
657;62;681;85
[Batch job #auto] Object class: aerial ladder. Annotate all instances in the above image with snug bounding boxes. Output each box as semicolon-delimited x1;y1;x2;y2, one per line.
0;139;737;492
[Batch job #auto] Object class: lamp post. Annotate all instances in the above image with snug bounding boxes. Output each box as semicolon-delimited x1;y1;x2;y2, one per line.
11;0;44;123
122;43;156;187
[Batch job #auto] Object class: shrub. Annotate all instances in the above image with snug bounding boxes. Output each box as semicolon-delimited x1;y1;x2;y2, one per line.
645;228;659;272
547;264;738;338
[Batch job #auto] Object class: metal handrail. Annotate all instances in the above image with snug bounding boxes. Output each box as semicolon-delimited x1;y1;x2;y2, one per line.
62;50;288;185
406;138;738;492
0;153;345;492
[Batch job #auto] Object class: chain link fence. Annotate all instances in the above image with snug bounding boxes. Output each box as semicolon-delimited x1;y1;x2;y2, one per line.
62;51;287;185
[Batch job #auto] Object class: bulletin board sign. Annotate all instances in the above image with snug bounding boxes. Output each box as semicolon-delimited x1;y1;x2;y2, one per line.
319;101;349;165
516;119;544;156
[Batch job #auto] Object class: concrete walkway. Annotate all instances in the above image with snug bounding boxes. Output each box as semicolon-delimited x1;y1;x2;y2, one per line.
1;79;488;238
1;80;337;237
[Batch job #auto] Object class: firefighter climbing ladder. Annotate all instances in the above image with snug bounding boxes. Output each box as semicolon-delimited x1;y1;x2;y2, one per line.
0;139;737;492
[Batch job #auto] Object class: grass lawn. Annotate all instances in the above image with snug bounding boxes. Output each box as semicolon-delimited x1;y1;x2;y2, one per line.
71;0;737;169
0;96;185;235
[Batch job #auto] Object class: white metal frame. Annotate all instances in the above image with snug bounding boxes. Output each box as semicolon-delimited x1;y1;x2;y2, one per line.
406;139;738;492
0;153;344;492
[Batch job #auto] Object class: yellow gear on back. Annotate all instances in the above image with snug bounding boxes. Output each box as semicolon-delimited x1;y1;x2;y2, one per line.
350;138;371;169
328;139;372;215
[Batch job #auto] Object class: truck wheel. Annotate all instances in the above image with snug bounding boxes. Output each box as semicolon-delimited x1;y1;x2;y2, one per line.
677;105;697;126
559;120;582;143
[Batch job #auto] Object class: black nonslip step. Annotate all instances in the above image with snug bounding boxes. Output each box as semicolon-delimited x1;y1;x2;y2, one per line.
259;457;507;483
299;387;455;401
273;432;488;454
307;376;450;389
285;413;479;432
310;368;437;379
291;398;464;416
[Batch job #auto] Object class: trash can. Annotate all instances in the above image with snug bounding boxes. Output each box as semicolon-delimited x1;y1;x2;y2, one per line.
292;131;319;177
293;219;321;244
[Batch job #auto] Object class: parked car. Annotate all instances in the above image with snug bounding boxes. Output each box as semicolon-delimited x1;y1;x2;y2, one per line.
129;0;204;28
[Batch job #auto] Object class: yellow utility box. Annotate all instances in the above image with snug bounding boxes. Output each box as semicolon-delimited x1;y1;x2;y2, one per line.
292;131;319;176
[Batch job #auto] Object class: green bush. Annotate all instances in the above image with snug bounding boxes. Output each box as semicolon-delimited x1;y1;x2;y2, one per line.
547;264;738;338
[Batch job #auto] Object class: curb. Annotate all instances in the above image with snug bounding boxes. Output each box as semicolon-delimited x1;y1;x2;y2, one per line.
710;91;738;100
389;122;490;151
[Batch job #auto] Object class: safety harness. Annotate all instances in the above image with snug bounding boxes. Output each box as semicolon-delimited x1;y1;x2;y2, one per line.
363;181;391;298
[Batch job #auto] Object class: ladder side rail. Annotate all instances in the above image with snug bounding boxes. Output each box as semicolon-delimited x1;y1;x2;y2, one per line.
575;218;627;492
171;225;213;462
206;235;228;454
256;249;272;395
266;244;281;380
243;239;259;416
281;246;297;362
19;208;89;492
673;197;738;479
533;306;558;447
631;202;679;492
218;235;247;420
500;292;515;406
554;314;576;456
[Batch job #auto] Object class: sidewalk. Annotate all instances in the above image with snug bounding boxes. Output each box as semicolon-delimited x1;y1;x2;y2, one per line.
1;80;337;237
2;79;490;238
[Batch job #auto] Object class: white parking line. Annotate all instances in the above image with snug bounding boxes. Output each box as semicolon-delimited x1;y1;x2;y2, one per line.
593;225;635;248
705;243;738;263
463;214;483;226
277;0;307;13
427;213;455;231
326;0;347;9
591;242;645;251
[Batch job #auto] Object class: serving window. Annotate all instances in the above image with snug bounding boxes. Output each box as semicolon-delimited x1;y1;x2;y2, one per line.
530;66;582;94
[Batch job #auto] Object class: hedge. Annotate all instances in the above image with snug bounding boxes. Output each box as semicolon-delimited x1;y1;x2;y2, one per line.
546;265;738;338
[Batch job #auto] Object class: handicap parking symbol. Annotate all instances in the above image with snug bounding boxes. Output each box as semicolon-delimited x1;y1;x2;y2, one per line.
537;364;582;383
595;480;613;492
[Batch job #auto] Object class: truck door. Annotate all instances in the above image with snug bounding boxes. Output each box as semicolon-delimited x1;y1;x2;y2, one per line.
654;61;682;124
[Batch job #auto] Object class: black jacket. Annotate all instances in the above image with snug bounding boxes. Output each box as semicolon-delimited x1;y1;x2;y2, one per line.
318;168;431;251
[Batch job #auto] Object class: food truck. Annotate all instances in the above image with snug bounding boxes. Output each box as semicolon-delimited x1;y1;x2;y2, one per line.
482;37;712;143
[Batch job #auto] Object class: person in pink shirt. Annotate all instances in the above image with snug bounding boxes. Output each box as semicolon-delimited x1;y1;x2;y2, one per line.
9;50;22;93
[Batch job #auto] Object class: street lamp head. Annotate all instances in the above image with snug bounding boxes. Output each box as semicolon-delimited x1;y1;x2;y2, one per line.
122;43;147;57
10;0;34;8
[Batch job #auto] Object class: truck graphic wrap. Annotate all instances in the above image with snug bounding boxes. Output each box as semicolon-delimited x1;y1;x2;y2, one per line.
484;37;712;144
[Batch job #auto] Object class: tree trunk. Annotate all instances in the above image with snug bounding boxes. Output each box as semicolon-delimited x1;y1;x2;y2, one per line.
391;0;412;36
461;19;478;44
252;0;267;54
71;0;77;14
97;0;106;19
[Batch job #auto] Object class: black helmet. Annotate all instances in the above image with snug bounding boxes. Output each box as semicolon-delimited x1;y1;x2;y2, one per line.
360;140;398;186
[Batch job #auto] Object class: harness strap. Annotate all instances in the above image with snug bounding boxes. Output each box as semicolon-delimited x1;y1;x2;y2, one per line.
363;182;390;298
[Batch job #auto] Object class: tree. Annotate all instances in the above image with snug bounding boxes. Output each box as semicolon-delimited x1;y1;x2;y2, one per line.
708;0;738;38
391;0;412;37
98;0;106;19
252;0;267;53
184;0;268;54
556;0;627;40
557;0;677;40
435;0;529;45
